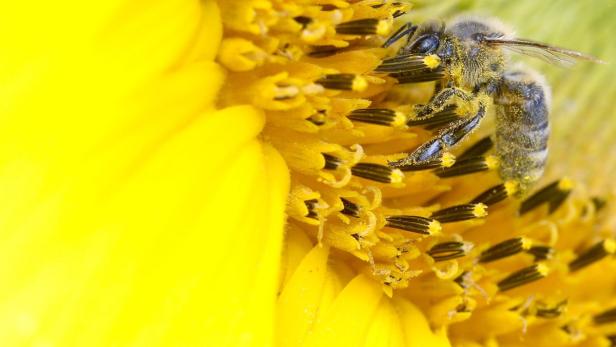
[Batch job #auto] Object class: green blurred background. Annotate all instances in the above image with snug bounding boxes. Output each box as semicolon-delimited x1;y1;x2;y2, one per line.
410;0;616;198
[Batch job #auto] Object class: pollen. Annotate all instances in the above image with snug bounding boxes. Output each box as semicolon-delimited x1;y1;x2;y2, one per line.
216;1;616;346
423;54;441;69
441;152;456;168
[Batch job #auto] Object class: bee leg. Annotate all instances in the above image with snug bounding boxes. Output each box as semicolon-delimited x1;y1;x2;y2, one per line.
414;87;474;119
382;22;417;48
390;102;487;167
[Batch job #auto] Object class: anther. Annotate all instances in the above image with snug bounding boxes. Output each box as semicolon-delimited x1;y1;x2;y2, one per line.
569;239;616;272
527;245;554;261
335;18;391;36
431;203;488;223
293;16;313;28
385;215;441;235
471;181;517;206
407;105;458;130
454;271;472;289
391;69;445;84
593;307;616;325
479;237;532;263
315;74;368;91
428;241;473;262
308;45;340;58
308;110;327;125
519;178;573;215
398;152;455;172
376;54;441;74
592;196;607;212
457;136;494;160
304;199;319;219
434;155;497;178
347;108;406;127
351;163;403;184
498;263;549;292
340;197;360;218
322;153;342;170
535;300;568;319
273;84;300;100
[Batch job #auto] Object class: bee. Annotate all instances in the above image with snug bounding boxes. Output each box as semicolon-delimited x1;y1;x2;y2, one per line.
379;16;602;195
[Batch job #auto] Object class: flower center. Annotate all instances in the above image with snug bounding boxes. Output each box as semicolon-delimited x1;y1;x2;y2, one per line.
216;1;615;345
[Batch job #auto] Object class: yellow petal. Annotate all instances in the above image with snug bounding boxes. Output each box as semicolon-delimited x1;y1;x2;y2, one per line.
0;0;291;346
303;274;384;347
393;296;452;347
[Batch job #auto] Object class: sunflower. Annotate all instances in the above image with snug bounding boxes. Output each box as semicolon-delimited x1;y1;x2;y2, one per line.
0;0;615;346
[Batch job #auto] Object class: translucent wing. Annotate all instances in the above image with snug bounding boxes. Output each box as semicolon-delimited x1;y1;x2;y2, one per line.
484;38;605;67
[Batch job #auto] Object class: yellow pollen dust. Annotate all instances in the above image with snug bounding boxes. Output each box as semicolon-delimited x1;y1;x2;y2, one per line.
604;238;616;254
389;168;405;184
504;180;518;196
441;152;456;167
536;262;550;277
472;203;488;217
376;20;393;36
392;111;407;128
351;75;368;92
428;220;443;235
558;176;575;191
485;155;500;169
520;237;533;250
423;54;441;69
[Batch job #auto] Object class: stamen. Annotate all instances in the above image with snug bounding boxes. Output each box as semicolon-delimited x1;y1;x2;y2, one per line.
385;215;441;235
304;199;319;219
293;16;313;28
335;18;391;36
479;237;532;263
399;152;455;171
498;263;549;292
592;196;607;211
569;239;616;272
376;54;441;74
308;45;340;58
593;307;616;325
351;163;403;184
315;74;368;91
322;153;342;170
347;108;406;127
471;181;517;206
273;84;300;100
457;136;494;160
431;203;488;223
336;18;391;35
527;245;555;261
340;197;360;218
391;69;445;83
307;110;327;126
607;335;616;347
519;178;574;215
428;241;473;262
407;105;459;130
454;271;471;289
535;300;567;319
434;155;498;178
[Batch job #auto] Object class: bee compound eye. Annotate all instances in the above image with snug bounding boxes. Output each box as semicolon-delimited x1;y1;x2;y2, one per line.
411;34;440;54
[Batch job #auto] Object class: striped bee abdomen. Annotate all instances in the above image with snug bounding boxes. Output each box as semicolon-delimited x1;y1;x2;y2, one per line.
494;68;551;195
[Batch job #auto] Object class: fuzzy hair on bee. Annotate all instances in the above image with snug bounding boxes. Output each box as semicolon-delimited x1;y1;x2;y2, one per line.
379;15;601;196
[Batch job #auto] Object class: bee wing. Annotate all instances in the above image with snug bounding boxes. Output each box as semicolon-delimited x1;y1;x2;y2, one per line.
484;38;605;67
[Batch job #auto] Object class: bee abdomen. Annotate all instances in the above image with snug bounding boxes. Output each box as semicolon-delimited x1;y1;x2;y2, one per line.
494;68;551;194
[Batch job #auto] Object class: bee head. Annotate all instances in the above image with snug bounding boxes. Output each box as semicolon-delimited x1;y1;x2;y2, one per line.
403;17;510;88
